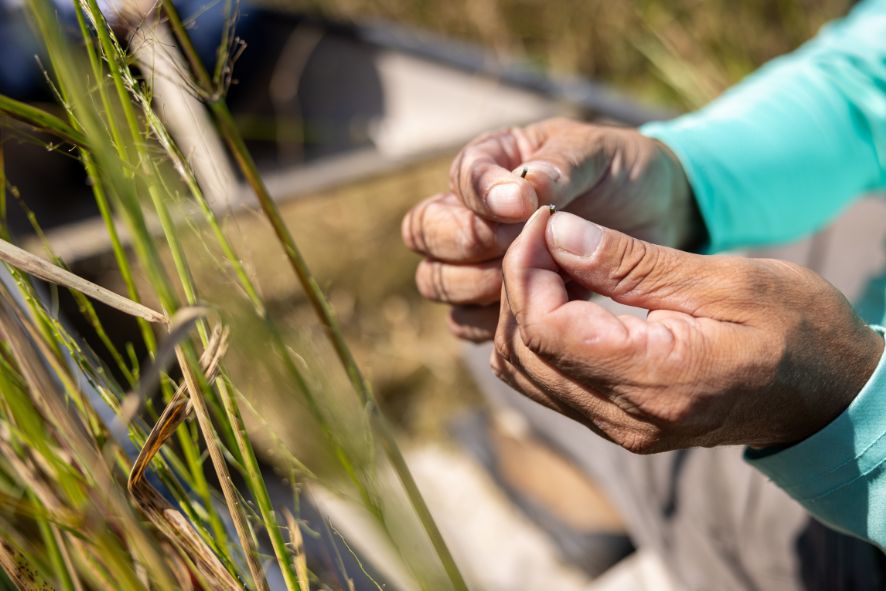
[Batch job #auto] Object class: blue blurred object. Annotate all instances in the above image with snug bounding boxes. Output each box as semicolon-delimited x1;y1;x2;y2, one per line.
0;5;49;99
0;0;258;99
175;0;258;75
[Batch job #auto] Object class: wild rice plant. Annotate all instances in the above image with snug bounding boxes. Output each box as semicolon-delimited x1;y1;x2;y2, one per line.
0;1;467;589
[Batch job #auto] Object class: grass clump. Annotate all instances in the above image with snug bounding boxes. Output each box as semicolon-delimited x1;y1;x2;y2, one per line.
0;1;467;589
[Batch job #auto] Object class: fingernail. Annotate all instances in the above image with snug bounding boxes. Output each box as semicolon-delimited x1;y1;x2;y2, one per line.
487;183;534;219
548;212;602;256
514;161;561;184
514;161;562;207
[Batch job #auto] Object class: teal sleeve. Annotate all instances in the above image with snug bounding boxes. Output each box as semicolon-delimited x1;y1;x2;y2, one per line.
745;327;886;549
640;0;886;253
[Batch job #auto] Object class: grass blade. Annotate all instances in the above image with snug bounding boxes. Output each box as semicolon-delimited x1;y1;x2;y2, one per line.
0;94;88;148
0;238;165;323
127;325;242;591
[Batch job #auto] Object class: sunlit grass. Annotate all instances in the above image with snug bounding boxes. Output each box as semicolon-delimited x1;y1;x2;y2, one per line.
0;1;467;589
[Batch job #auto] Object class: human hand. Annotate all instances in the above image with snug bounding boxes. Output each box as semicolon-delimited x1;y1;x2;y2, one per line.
492;206;884;452
401;117;703;342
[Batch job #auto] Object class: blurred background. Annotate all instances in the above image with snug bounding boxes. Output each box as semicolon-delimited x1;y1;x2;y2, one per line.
0;1;870;589
293;0;852;108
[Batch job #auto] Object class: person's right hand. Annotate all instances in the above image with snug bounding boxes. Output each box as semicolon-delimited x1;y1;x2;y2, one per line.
401;117;705;342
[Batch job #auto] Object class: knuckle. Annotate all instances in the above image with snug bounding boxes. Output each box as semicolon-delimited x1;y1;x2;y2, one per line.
619;428;662;455
493;330;511;362
481;266;505;299
649;397;694;425
468;267;503;306
489;354;504;378
415;261;501;304
453;131;522;205
401;209;415;249
401;195;441;254
449;150;467;196
453;217;496;259
415;261;446;301
520;322;552;357
489;352;515;387
609;238;662;296
402;207;428;254
448;309;495;343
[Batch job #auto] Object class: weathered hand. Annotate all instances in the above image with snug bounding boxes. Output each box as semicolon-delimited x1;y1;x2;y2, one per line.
401;118;702;342
492;206;884;452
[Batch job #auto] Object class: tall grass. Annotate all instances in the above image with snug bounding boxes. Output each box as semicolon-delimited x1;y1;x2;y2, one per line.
0;1;466;589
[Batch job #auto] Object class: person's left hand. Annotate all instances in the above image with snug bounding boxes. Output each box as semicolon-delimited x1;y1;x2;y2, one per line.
492;206;885;452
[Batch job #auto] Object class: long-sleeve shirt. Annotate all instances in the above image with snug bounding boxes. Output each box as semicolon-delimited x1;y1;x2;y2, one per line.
640;0;886;549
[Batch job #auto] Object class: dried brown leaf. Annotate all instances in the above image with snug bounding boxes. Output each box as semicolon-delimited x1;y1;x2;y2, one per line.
0;237;165;323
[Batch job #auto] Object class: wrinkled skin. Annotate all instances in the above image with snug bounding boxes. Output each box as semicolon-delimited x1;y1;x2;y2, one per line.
493;207;883;451
401;118;701;342
403;117;884;451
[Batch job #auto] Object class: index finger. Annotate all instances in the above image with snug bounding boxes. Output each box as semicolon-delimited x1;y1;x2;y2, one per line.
450;129;539;223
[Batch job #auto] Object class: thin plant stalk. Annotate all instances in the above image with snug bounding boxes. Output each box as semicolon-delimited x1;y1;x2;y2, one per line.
0;94;88;148
80;8;308;586
128;17;385;589
160;3;468;588
72;1;157;353
175;341;269;591
36;516;81;591
71;0;237;561
3;1;468;588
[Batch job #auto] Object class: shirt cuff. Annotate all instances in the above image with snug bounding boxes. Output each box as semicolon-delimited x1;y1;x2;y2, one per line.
640;120;722;254
745;325;886;503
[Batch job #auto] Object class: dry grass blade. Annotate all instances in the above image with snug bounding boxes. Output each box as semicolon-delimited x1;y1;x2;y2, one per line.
128;485;241;591
283;509;310;591
0;282;178;589
174;340;271;591
0;539;53;590
0;238;166;323
161;543;196;591
128;323;228;488
110;307;209;444
0;430;65;515
48;523;85;591
127;324;241;591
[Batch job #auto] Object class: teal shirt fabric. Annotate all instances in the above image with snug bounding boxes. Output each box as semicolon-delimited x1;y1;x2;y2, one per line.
746;327;886;545
640;0;886;548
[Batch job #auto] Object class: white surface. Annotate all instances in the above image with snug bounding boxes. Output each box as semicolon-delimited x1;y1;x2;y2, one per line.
587;550;680;591
369;50;557;157
408;444;596;591
311;444;598;590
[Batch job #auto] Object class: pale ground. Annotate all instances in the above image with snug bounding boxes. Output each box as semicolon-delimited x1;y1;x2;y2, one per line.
313;442;679;591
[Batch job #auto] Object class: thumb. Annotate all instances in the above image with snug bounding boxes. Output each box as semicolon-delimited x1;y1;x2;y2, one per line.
545;211;714;313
